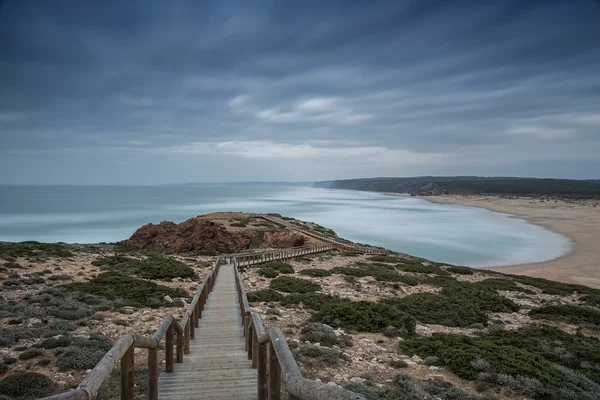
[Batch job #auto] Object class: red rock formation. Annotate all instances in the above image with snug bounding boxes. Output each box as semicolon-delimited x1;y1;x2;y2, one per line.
122;216;305;253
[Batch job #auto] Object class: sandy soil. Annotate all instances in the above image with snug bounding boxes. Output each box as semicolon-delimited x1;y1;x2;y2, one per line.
416;195;600;288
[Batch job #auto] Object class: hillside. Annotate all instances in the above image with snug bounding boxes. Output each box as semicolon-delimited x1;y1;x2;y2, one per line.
313;177;600;199
1;214;600;399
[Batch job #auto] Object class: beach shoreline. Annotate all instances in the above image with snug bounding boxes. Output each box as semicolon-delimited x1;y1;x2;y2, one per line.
393;194;600;288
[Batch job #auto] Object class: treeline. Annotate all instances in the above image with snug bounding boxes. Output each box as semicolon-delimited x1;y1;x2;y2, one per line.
312;177;600;199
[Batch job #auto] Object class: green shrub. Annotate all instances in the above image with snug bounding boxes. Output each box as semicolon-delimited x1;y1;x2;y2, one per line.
384;280;519;327
0;372;55;398
56;335;111;371
0;364;7;374
300;323;339;347
56;346;106;370
509;274;600;297
48;274;72;281
314;300;416;334
50;320;76;331
299;269;331;277
261;261;294;274
247;290;284;303
344;373;421;400
280;293;341;311
258;267;279;278
38;336;73;349
369;255;405;263
446;266;475;275
20;276;45;285
474;278;534;294
270;277;320;293
91;255;195;280
65;272;188;306
529;304;600;326
400;333;564;384
395;260;450;275
19;348;43;360
332;264;420;286
0;241;74;258
298;346;342;365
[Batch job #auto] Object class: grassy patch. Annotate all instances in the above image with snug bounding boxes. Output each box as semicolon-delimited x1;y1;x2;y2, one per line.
384;280;519;327
65;272;188;307
529;304;600;326
247;289;284;303
91;255;195;280
299;268;331;277
0;241;74;258
270;276;320;293
313;300;416;334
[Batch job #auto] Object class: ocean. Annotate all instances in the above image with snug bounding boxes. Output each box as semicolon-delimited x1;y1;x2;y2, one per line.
0;184;571;268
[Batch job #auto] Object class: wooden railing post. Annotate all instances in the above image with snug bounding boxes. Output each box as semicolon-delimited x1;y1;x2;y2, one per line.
120;345;134;400
184;322;191;354
268;341;281;400
166;323;174;372
252;328;259;369
176;329;184;363
148;347;158;400
258;342;267;400
247;319;253;360
190;310;195;339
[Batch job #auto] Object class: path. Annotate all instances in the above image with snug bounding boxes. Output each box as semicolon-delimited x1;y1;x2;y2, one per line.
157;264;257;399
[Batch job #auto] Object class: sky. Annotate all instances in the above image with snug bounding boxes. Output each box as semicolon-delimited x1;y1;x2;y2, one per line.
0;0;599;184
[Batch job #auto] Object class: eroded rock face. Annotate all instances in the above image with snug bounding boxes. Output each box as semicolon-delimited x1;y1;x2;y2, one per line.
122;217;305;253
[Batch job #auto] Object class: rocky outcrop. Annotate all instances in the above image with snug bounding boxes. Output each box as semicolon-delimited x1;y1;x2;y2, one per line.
121;216;306;253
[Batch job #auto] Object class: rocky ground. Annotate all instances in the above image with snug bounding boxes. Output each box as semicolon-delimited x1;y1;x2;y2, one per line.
243;251;600;400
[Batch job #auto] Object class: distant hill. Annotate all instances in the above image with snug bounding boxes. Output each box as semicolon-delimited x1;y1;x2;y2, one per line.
313;177;600;199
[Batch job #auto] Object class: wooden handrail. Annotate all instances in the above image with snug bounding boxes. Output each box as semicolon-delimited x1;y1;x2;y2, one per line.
42;257;225;400
233;257;367;400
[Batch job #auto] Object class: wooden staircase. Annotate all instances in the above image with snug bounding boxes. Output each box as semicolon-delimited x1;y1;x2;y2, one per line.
157;264;257;399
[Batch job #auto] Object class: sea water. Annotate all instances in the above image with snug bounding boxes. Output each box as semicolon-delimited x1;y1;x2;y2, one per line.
0;184;571;268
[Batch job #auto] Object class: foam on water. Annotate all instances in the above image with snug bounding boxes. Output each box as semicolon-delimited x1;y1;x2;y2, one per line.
0;184;571;268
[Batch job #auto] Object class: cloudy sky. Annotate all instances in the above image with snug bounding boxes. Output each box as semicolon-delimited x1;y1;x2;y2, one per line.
1;0;599;184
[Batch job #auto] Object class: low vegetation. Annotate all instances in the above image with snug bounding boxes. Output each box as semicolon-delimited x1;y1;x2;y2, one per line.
0;241;74;259
529;304;600;326
400;324;600;398
91;255;195;280
314;300;416;334
269;276;320;293
299;268;331;277
257;261;294;278
66;272;188;306
279;293;340;311
331;264;420;286
246;289;284;303
0;372;55;399
384;279;519;327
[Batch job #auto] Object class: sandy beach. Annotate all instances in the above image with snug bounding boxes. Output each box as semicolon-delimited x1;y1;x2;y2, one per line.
415;195;600;288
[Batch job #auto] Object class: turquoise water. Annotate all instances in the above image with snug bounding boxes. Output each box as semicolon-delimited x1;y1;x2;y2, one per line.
0;184;571;267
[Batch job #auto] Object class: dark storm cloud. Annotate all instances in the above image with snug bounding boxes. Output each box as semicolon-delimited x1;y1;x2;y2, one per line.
0;0;599;183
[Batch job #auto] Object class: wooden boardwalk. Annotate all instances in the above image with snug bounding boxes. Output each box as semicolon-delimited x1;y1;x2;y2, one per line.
157;264;257;400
